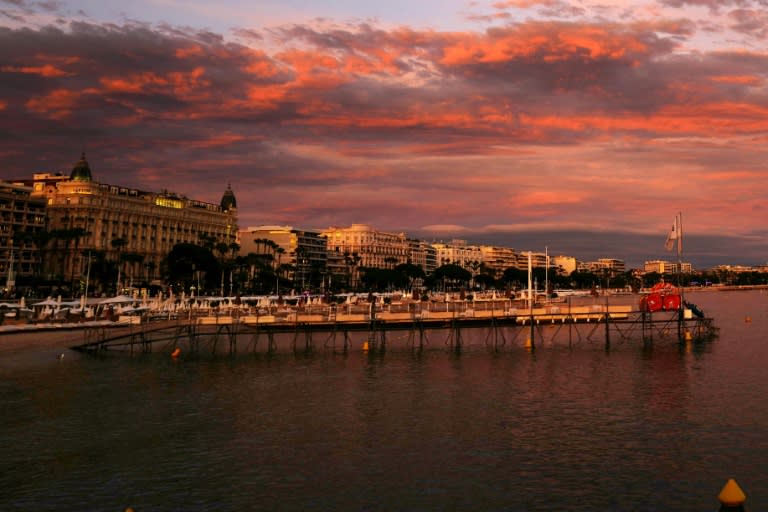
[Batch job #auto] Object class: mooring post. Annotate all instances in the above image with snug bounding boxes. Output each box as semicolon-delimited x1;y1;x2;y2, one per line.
418;321;425;352
453;318;461;355
528;309;535;351
379;327;386;353
302;326;310;353
228;325;237;355
604;296;610;350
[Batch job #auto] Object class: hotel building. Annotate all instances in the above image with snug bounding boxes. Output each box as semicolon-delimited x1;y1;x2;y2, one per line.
27;154;238;290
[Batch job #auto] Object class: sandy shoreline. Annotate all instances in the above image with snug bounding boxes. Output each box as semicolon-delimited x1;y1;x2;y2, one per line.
0;320;180;354
0;327;91;352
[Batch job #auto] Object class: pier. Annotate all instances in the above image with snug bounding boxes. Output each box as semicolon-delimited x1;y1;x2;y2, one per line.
70;298;717;355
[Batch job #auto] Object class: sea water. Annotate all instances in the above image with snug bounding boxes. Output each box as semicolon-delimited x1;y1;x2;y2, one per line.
1;289;767;511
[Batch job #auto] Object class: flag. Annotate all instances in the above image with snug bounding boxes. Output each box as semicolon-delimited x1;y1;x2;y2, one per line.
665;214;680;254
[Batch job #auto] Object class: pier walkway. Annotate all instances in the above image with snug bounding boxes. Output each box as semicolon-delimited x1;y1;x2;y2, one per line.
71;299;717;355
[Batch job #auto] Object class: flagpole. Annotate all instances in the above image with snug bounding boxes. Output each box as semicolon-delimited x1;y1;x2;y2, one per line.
678;211;684;304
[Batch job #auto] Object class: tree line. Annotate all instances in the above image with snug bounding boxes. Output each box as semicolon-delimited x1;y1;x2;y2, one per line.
7;229;768;298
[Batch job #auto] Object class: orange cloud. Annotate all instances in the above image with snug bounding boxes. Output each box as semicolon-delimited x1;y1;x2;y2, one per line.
243;49;281;78
710;75;763;86
245;84;290;109
25;88;92;119
440;23;649;66
175;45;204;59
0;64;73;77
99;67;211;101
188;133;248;148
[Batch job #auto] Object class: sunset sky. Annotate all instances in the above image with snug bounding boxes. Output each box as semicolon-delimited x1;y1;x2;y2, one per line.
1;0;768;267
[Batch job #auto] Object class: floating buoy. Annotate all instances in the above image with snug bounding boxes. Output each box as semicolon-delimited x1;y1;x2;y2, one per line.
171;347;181;358
362;340;369;352
718;478;746;508
745;316;752;323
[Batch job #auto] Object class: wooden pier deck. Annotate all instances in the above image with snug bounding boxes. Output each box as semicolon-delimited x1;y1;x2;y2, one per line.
70;302;718;356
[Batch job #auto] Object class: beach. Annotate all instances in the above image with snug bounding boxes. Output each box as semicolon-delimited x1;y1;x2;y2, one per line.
0;328;84;353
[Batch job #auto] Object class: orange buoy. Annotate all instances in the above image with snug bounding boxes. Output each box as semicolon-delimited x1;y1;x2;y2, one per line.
718;478;746;508
171;347;181;358
745;316;752;323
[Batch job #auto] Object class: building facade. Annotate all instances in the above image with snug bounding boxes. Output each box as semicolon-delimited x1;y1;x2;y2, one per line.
479;245;518;277
239;225;328;291
431;240;484;271
552;255;577;275
643;260;692;274
580;258;626;276
28;154;237;291
0;181;47;291
321;224;409;270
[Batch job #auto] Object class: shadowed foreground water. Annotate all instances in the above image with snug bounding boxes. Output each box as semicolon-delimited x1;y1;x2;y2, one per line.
2;290;768;511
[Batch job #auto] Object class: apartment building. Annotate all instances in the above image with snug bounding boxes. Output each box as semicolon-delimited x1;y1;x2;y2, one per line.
0;181;47;289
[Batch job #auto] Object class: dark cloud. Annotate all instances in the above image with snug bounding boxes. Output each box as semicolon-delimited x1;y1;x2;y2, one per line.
35;1;62;12
658;0;753;12
231;27;263;41
0;9;25;21
728;8;768;37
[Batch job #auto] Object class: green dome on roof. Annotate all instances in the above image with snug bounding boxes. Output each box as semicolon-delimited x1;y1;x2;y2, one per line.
221;183;237;210
70;152;93;182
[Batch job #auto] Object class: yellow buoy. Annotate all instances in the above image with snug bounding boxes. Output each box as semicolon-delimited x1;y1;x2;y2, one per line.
718;478;746;507
171;347;181;358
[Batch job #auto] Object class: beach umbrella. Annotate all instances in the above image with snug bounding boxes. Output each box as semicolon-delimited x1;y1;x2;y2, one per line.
98;295;135;304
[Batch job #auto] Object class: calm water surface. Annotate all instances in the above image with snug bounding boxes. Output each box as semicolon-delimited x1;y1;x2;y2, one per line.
2;290;768;511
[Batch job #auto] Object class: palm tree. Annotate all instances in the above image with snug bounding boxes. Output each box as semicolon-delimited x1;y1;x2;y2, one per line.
111;237;128;294
384;256;399;270
295;246;309;291
214;242;229;295
198;232;216;252
343;251;362;291
274;246;285;293
122;252;145;289
66;227;89;290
